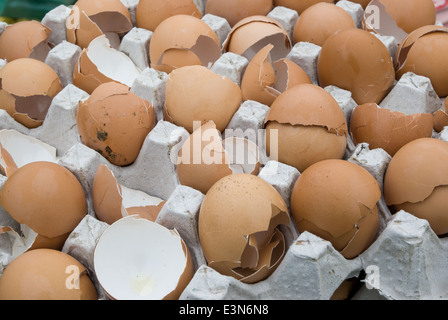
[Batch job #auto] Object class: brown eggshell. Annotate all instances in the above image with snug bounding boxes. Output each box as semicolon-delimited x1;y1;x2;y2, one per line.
0;58;63;128
205;0;273;27
77;82;156;166
0;20;52;62
198;174;290;283
149;15;221;73
291;159;381;259
433;108;448;133
273;0;334;14
318;28;396;105
350;103;434;156
0;161;87;244
136;0;202;32
0;249;98;300
293;2;356;46
66;8;104;50
164;65;242;133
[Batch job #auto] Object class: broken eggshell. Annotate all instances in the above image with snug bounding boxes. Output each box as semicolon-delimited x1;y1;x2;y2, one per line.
92;164;165;225
205;0;273;27
241;43;312;107
76;81;155;167
433;100;448;133
149;14;221;74
273;0;334;14
73;35;141;95
93;215;194;300
176;121;260;195
383;138;448;235
0;58;63;129
290;159;381;259
198;173;291;284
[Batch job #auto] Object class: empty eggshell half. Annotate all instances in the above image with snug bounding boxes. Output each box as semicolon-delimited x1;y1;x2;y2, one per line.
73;35;141;95
177;121;260;194
198;173;291;284
164;65;242;133
384;138;448;235
205;0;273;27
92;164;165;225
241;44;312;106
93;215;194;300
149;14;221;74
291;159;381;259
0;20;53;62
350;103;434;156
0;58;63;129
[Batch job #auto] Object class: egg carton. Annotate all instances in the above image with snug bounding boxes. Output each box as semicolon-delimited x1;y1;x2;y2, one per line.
1;0;448;301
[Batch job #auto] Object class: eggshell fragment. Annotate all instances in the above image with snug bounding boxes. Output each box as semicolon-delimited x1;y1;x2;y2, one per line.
273;0;334;14
433;100;448;132
264;83;348;173
350;103;434;156
241;44;311;106
384;138;448;235
198;174;290;284
205;0;273;27
73;35;141;95
149;15;221;74
0;20;52;62
291;159;381;259
164;65;242;133
76;82;155;166
93;215;194;300
318;28;396;105
0;58;63;128
0;249;98;300
136;0;203;32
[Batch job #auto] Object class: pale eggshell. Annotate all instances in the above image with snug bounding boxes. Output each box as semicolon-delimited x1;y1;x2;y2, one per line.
318;28;396;105
164;65;242;133
293;2;356;46
0;58;63;128
77;82;155;167
350;103;434;156
273;0;334;14
290;159;381;259
0;249;98;300
136;0;202;32
198;173;290;284
205;0;273;27
0;20;52;62
383;138;448;235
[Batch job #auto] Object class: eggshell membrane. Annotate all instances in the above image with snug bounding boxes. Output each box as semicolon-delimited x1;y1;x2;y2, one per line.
0;249;98;300
0;20;52;62
395;26;448;97
164;65;242;133
0;161;87;241
318;28;395;105
350;103;434;156
291;159;381;259
198;174;290;283
293;2;356;46
77;82;155;167
273;0;334;14
205;0;273;27
149;15;221;73
0;58;63;128
136;0;202;32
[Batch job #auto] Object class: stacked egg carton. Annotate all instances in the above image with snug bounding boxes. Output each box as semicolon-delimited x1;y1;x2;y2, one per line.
0;0;447;300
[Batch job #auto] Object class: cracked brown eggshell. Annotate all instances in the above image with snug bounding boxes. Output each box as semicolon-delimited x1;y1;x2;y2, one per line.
77;82;155;167
0;58;63;129
205;0;273;27
164;65;242;133
0;161;87;250
198;173;291;284
136;0;202;32
264;83;347;173
318;28;396;105
291;159;381;259
0;249;98;300
149;14;221;74
0;20;52;62
350;103;434;156
273;0;334;14
384;138;448;235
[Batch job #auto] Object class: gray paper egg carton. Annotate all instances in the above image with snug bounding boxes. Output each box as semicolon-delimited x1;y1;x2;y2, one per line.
0;0;447;300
